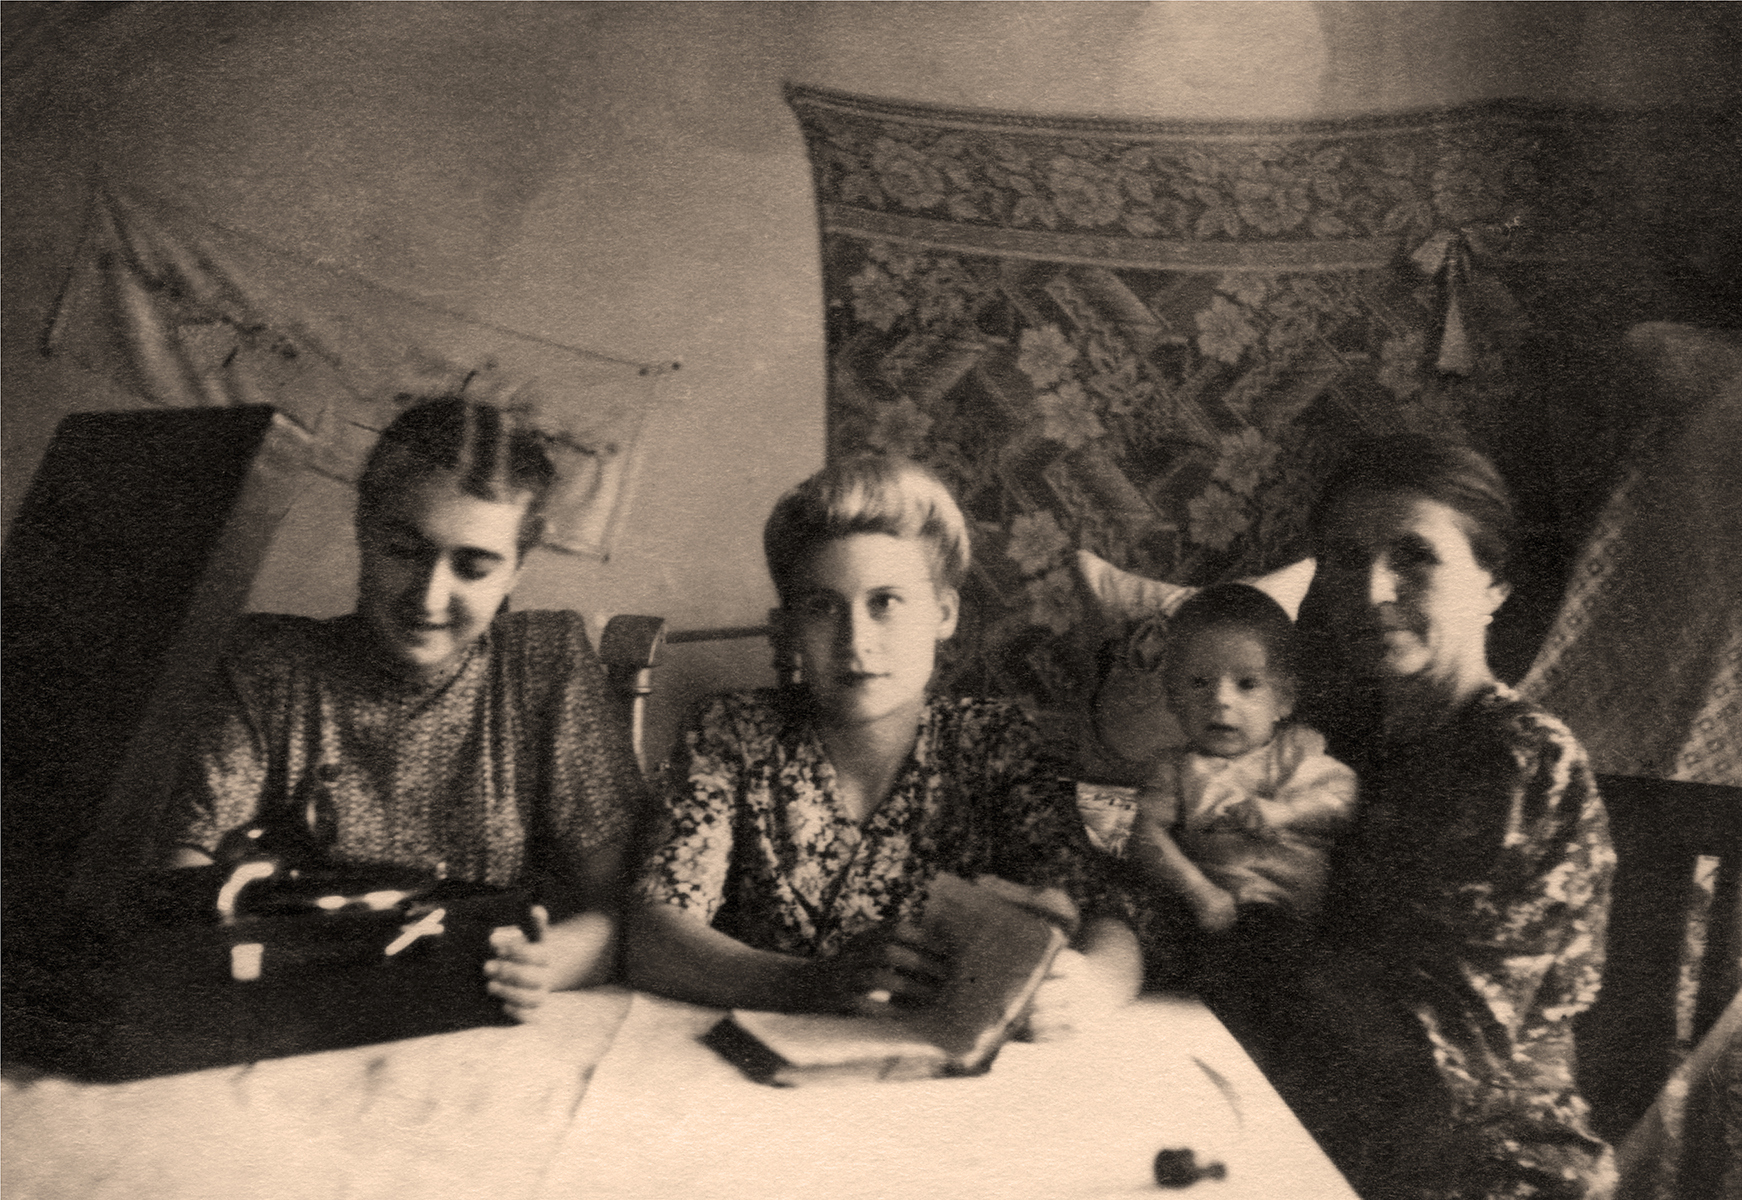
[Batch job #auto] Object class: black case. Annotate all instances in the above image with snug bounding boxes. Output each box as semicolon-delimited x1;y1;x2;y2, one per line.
13;869;532;1082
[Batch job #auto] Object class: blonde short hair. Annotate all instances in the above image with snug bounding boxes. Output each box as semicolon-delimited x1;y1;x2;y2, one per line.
763;455;970;604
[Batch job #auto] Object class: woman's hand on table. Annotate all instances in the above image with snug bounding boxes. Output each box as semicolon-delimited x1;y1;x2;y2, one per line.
487;905;553;1021
804;923;950;1015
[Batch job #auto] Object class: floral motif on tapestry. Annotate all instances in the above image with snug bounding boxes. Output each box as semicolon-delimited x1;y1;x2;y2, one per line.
788;86;1723;710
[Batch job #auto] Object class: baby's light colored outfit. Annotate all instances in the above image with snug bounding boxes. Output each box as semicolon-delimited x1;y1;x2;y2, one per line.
1141;723;1356;920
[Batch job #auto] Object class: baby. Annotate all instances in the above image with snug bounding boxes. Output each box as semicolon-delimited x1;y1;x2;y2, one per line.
1127;583;1356;1004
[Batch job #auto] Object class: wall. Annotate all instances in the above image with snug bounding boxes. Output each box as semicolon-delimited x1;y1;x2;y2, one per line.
788;1;1740;117
4;1;1736;762
2;2;830;758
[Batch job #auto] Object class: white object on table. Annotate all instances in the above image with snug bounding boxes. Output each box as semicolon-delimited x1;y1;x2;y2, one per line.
550;991;1357;1200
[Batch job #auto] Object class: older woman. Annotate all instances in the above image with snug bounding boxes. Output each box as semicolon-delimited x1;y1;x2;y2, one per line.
1273;434;1617;1199
164;398;647;1016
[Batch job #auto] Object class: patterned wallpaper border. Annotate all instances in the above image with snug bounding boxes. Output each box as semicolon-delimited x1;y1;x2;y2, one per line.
787;84;1736;262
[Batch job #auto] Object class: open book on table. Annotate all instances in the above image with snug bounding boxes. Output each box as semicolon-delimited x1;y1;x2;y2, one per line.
704;873;1071;1086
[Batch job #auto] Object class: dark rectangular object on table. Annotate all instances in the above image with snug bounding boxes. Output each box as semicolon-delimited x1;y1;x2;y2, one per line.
12;869;532;1082
705;874;1070;1086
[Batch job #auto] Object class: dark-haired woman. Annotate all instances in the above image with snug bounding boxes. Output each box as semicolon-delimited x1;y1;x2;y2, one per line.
1272;434;1617;1198
164;399;647;1017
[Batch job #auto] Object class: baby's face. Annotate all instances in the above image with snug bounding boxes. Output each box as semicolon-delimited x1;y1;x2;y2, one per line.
1166;627;1294;759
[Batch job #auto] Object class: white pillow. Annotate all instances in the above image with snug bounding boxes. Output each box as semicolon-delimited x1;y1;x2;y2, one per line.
1072;551;1316;774
1075;550;1315;625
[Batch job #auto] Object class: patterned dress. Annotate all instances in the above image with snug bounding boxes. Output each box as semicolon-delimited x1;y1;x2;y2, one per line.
1281;684;1618;1200
168;610;645;915
636;690;1121;957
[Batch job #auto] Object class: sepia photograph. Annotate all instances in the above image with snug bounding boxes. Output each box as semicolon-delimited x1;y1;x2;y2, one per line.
3;4;1737;1198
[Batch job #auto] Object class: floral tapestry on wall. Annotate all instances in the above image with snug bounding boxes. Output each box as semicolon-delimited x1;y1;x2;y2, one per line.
787;84;1734;744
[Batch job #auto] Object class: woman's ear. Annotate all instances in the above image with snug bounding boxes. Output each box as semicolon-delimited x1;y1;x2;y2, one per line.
934;585;960;642
1276;675;1298;722
1486;578;1512;618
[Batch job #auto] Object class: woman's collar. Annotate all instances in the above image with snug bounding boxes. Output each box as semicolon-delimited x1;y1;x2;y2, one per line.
802;696;937;783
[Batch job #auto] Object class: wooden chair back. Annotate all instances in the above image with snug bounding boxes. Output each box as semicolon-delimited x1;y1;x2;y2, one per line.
1577;772;1742;1142
598;615;668;776
597;620;782;777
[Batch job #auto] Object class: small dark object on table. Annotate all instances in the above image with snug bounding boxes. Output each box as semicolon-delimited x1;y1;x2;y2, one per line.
1153;1147;1227;1187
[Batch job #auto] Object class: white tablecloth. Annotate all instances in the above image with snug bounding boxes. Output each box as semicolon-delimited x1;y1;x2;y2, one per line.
2;988;1354;1200
554;991;1356;1200
1;989;632;1200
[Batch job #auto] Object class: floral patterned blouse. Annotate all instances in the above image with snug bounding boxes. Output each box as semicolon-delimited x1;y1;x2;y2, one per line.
636;690;1121;958
1321;684;1618;1199
167;610;646;916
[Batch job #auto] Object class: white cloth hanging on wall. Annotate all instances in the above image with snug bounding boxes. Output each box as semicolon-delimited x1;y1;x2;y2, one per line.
1521;322;1742;786
44;184;673;559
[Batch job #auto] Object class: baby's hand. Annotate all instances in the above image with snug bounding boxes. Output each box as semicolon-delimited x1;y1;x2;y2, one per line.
1230;798;1268;835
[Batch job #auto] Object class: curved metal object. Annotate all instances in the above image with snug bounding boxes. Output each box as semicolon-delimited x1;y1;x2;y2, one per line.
215;860;278;924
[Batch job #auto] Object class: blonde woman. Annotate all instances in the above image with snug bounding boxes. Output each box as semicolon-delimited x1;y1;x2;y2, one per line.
627;455;1139;1034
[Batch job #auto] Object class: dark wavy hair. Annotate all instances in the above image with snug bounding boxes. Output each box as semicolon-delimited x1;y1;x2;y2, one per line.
1307;433;1517;583
356;398;558;558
